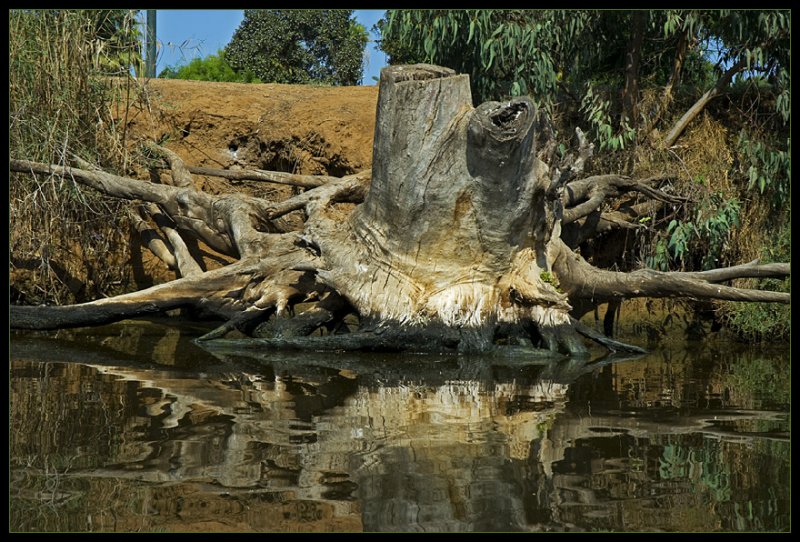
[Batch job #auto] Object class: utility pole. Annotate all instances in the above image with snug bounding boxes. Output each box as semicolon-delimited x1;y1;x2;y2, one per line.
146;10;156;78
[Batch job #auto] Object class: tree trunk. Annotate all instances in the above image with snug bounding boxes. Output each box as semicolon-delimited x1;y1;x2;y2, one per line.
621;11;646;130
10;64;790;356
663;31;690;110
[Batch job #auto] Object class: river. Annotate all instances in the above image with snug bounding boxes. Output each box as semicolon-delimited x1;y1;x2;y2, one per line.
9;319;790;532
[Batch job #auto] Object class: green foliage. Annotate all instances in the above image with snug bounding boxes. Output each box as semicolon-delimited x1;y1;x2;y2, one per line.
224;10;367;85
378;10;693;150
92;10;144;75
737;131;790;205
647;191;740;272
539;270;563;293
580;83;636;151
377;10;789;141
665;219;696;270
159;50;261;83
695;193;741;270
378;10;565;106
379;12;710;106
712;11;790;112
647;239;671;272
727;288;791;342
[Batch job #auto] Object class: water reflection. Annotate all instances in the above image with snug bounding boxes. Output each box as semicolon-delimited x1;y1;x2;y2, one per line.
9;322;790;532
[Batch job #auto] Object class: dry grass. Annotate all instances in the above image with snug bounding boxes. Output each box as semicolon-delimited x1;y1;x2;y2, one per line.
9;10;144;305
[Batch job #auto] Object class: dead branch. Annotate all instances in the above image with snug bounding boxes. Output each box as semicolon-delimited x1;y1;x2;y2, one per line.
144;142;195;188
663;57;746;147
268;171;370;219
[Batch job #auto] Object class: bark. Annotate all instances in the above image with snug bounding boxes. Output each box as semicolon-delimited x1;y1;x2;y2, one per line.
663;31;690;110
267;172;370;219
10;63;790;357
128;207;177;270
646;30;692;134
10;158;276;258
300;65;579;352
144;203;204;277
145;142;195;188
11;262;253;330
561;174;685;225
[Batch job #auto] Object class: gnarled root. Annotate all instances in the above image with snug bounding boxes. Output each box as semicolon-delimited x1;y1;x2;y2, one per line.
552;239;790;304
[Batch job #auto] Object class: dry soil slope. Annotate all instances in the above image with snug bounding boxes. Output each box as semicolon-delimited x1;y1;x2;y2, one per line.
125;79;379;287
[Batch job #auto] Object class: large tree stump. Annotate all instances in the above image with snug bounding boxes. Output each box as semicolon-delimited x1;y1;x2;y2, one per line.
308;65;570;352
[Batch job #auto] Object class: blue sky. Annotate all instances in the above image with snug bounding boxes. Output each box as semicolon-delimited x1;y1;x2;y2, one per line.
149;10;388;85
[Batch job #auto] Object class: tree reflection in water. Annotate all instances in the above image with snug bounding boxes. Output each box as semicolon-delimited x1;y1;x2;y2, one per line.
9;322;790;532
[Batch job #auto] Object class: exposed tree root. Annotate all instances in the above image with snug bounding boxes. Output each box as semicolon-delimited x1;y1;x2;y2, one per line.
571;317;647;353
11;262;252;330
553;239;790;304
561;174;687;225
181;165;335;188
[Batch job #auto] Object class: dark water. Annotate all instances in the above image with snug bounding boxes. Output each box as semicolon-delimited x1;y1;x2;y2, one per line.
10;321;790;532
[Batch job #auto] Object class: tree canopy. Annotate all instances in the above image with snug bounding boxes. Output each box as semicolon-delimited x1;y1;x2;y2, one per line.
378;10;789;148
224;9;368;85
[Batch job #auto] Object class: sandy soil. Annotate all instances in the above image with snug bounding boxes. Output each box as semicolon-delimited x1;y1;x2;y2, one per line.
130;78;378;176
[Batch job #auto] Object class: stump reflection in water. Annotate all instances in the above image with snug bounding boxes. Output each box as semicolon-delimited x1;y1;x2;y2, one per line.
9;322;790;532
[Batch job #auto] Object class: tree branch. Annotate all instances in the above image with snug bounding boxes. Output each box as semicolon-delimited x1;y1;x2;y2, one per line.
144;142;195;188
684;260;791;283
10;262;258;330
144;203;204;277
11;159;173;205
128;207;178;270
572;317;647;353
561;210;642;248
11;159;277;259
645;30;692;134
268;172;370;219
621;11;646;130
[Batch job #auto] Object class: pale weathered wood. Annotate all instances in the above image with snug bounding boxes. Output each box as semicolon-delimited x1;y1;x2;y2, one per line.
552;239;791;304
